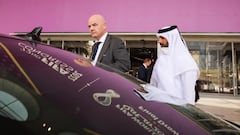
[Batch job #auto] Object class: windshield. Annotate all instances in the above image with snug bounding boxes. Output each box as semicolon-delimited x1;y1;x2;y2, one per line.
95;62;240;133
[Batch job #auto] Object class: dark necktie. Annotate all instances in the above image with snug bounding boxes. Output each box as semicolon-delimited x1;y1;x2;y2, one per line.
91;42;101;60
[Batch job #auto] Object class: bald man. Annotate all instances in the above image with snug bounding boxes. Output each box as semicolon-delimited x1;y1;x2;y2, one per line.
75;14;131;73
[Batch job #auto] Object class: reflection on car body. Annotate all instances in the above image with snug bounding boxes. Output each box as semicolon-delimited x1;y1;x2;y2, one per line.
0;28;239;135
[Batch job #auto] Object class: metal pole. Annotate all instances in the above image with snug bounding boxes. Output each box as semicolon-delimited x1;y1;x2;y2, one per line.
217;50;220;93
61;40;65;50
231;42;237;96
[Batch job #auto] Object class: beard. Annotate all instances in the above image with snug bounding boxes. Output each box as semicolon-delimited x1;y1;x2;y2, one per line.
159;47;169;55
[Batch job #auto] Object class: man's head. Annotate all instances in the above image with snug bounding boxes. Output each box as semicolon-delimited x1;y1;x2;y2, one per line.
88;14;107;40
156;25;179;55
143;58;152;67
156;25;178;48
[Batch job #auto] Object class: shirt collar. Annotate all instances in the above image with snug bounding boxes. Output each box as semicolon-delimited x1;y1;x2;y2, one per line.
98;32;108;43
143;63;148;68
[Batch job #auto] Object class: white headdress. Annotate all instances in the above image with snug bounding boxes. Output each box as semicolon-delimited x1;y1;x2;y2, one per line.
150;25;199;91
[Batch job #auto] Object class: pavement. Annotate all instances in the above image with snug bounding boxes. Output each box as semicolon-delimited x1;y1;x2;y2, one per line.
195;92;240;125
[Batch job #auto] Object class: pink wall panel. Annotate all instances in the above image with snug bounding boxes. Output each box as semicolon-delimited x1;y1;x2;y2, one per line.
0;0;240;34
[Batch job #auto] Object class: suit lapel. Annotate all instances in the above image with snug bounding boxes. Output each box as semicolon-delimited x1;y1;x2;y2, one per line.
97;34;111;61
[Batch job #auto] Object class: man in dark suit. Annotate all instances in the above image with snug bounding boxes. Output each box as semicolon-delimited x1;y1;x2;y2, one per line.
75;14;131;73
137;58;152;82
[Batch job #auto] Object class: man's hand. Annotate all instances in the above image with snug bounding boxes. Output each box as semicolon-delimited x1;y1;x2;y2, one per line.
74;58;93;67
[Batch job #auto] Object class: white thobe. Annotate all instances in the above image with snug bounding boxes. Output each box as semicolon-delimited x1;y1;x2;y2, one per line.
138;26;200;105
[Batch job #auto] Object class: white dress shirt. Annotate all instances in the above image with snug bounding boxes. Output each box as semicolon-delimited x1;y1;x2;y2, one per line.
91;32;108;66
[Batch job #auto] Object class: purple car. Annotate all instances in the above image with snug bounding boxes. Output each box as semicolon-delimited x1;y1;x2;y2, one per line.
0;27;239;135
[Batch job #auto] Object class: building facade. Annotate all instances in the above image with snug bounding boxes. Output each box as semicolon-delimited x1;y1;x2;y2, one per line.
24;32;239;96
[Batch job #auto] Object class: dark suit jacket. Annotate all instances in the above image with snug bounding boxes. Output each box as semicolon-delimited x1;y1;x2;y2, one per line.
95;34;131;72
138;64;148;82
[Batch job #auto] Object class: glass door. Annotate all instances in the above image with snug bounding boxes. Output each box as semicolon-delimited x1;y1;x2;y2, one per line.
188;41;239;96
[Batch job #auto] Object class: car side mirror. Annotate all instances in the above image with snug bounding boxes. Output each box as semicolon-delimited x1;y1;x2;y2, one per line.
25;26;42;42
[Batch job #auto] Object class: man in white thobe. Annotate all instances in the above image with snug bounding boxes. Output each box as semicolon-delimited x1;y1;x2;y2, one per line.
136;25;199;105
